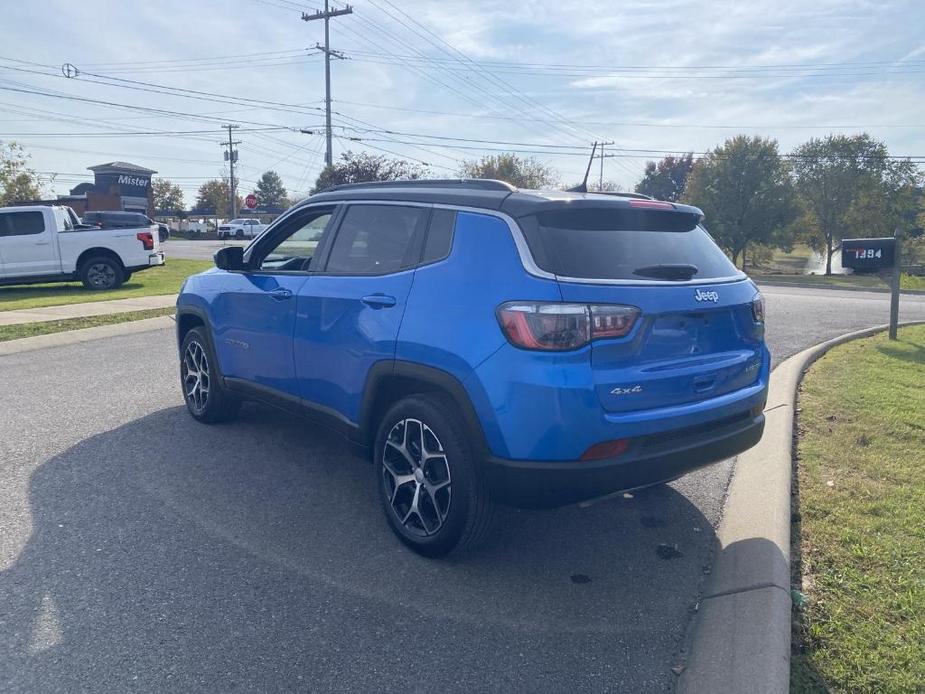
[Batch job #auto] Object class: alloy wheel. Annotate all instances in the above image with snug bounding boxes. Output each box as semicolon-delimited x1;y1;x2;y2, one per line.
382;418;452;537
182;340;211;413
87;263;116;289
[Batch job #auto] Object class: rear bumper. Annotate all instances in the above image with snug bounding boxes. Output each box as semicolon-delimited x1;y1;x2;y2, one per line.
484;410;764;508
126;253;165;274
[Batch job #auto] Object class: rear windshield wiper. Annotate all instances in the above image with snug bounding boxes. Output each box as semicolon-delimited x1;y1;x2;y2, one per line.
633;263;699;280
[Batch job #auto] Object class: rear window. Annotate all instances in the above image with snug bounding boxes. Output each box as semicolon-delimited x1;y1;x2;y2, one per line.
519;208;739;281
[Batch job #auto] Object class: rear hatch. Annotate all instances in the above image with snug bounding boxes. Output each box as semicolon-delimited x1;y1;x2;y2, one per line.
517;201;764;413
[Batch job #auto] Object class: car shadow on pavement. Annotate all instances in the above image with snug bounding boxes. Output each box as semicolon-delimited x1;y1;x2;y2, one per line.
0;403;723;691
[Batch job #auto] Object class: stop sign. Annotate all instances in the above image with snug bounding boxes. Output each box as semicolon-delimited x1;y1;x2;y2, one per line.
244;194;257;209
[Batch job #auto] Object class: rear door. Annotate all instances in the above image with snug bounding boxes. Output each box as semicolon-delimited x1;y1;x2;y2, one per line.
518;205;764;413
0;209;60;277
294;203;429;423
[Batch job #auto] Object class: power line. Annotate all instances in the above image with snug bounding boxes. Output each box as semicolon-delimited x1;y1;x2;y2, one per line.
341;51;925;79
0;59;326;124
330;99;923;130
74;48;310;69
363;0;639;179
0;127;288;138
337;47;925;72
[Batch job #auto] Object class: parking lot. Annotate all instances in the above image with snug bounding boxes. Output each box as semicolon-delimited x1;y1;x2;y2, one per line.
1;284;924;692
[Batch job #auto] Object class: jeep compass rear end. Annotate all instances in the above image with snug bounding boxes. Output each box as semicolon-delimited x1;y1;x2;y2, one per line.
176;180;768;557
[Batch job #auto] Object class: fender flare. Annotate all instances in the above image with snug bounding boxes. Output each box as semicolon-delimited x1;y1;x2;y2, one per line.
175;306;227;377
358;360;489;457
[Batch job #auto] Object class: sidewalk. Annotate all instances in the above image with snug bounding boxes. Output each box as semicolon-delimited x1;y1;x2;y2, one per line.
0;294;177;326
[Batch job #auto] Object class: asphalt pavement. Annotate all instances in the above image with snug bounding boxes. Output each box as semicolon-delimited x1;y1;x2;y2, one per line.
1;285;924;692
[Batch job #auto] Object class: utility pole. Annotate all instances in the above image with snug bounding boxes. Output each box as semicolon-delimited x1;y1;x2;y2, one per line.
599;140;614;190
221;124;240;218
302;1;353;168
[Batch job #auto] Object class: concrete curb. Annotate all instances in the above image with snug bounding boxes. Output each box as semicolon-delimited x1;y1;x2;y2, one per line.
0;315;174;356
679;320;925;694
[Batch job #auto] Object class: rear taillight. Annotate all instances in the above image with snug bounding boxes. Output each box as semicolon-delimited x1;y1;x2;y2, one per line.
496;302;639;351
136;231;154;251
751;293;765;323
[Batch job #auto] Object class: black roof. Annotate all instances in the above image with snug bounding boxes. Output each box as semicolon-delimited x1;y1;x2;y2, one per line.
304;179;703;219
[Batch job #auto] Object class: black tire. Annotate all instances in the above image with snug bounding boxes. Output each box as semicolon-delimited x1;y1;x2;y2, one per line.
374;393;494;557
79;256;124;290
235;229;244;239
123;272;133;283
179;327;241;423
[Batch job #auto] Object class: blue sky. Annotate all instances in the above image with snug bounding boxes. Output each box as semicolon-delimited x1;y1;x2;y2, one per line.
1;0;923;202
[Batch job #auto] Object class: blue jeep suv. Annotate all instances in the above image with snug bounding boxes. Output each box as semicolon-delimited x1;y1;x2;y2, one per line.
176;180;769;556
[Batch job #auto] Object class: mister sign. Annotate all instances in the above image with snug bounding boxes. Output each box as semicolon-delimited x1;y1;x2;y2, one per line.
840;237;897;272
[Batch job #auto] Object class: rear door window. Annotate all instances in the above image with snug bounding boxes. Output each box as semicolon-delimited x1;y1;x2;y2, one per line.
519;207;739;281
324;204;427;275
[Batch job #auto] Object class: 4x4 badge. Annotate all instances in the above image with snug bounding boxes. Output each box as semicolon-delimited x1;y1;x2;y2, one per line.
611;385;643;396
694;289;719;303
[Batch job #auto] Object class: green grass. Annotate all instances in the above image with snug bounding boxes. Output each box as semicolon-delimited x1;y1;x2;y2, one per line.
753;272;925;292
791;325;925;693
0;259;212;312
0;307;175;342
761;244;814;275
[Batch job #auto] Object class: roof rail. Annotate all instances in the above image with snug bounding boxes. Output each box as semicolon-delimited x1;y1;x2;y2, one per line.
321;178;517;193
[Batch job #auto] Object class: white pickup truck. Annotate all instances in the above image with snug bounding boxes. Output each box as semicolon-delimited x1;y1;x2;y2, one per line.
217;218;268;239
0;205;165;290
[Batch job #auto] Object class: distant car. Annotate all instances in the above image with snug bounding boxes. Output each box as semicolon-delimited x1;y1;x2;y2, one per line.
176;179;769;556
217;218;267;239
82;210;169;242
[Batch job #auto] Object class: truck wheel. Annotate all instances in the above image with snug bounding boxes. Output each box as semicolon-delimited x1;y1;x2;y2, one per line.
235;229;244;239
80;256;124;290
374;393;495;557
180;327;240;423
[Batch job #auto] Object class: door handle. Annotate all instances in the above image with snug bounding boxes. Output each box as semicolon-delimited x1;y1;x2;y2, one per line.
361;294;397;308
34;241;51;246
269;287;293;301
692;375;717;393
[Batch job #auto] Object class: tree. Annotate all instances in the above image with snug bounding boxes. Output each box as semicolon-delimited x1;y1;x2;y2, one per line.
684;135;798;268
195;178;241;218
597;179;624;192
0;141;42;205
152;178;184;214
635;153;694;201
312;151;426;193
791;134;921;274
459;153;557;189
254;170;289;208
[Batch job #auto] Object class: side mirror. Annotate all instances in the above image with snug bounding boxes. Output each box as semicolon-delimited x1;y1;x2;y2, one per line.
214;246;245;271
